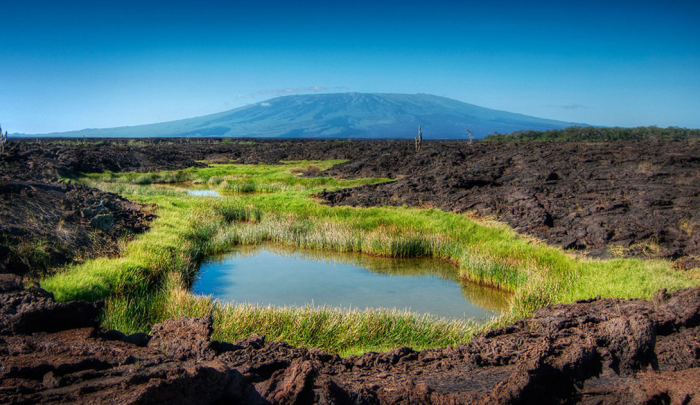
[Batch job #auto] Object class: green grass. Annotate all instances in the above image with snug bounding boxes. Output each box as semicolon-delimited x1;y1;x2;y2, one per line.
82;160;356;191
41;160;699;355
559;257;698;302
136;286;482;354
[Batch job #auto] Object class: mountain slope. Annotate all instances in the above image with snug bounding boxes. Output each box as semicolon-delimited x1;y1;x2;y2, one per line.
29;93;587;139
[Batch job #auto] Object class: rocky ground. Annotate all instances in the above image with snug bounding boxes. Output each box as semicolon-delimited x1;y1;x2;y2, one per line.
319;140;700;261
1;138;700;403
0;139;164;276
0;179;155;277
4;138;700;262
0;139;395;181
2;274;699;404
0;138;382;277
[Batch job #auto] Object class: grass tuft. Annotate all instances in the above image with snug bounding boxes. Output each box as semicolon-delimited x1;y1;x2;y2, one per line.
43;160;698;354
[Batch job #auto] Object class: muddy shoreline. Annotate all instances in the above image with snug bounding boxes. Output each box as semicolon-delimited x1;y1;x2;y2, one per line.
1;138;700;403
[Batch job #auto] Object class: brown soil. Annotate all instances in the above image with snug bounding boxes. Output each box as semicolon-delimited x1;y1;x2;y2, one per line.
2;276;699;404
318;140;700;260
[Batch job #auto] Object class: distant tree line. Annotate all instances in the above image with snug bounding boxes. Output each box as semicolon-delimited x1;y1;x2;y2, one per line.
483;126;700;142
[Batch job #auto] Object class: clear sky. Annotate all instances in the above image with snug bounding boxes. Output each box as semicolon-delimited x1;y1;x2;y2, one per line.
1;0;699;134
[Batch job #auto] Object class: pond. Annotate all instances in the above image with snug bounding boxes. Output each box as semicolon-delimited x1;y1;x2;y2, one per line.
180;184;222;197
193;244;511;320
163;183;224;197
143;182;277;197
129;182;224;197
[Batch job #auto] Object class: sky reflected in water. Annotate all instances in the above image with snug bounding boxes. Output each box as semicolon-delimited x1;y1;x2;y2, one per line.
193;243;511;320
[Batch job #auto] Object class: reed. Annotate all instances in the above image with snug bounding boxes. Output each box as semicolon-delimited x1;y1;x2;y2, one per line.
101;284;481;355
44;160;698;354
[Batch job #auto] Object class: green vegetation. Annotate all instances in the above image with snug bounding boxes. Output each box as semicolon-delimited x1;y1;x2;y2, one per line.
81;160;356;190
41;161;699;355
484;126;700;142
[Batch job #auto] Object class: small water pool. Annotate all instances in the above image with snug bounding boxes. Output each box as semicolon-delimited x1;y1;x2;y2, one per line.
193;244;510;320
167;183;223;197
185;188;221;197
145;182;273;197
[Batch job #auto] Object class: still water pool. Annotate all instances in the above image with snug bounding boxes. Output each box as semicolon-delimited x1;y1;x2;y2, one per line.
184;188;221;197
193;244;510;320
167;183;223;197
131;182;224;197
145;182;273;197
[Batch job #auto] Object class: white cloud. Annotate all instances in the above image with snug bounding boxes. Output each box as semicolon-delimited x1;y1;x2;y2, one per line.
261;102;271;107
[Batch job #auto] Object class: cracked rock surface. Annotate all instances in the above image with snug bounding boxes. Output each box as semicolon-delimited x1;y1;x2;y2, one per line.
3;139;699;261
0;180;155;276
319;140;700;260
2;277;699;404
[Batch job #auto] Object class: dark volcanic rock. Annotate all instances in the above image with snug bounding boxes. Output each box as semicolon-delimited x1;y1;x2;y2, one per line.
0;138;390;181
0;179;156;276
319;140;700;260
148;316;215;361
1;283;700;404
3;138;699;260
0;138;386;277
0;284;101;335
2;137;699;403
0;274;23;293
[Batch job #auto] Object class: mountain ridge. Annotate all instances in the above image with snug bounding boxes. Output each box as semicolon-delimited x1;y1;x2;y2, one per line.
18;93;589;138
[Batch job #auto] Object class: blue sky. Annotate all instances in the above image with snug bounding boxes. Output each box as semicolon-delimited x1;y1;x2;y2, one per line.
1;0;699;134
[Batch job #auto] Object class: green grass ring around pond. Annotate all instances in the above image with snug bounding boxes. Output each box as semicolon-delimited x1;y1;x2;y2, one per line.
41;160;700;355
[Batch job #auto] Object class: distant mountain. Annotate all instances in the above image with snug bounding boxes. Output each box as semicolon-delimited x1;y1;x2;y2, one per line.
24;93;588;139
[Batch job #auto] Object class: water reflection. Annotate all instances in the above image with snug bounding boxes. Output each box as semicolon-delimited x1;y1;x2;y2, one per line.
153;182;275;197
194;243;511;320
168;183;222;197
185;188;221;197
